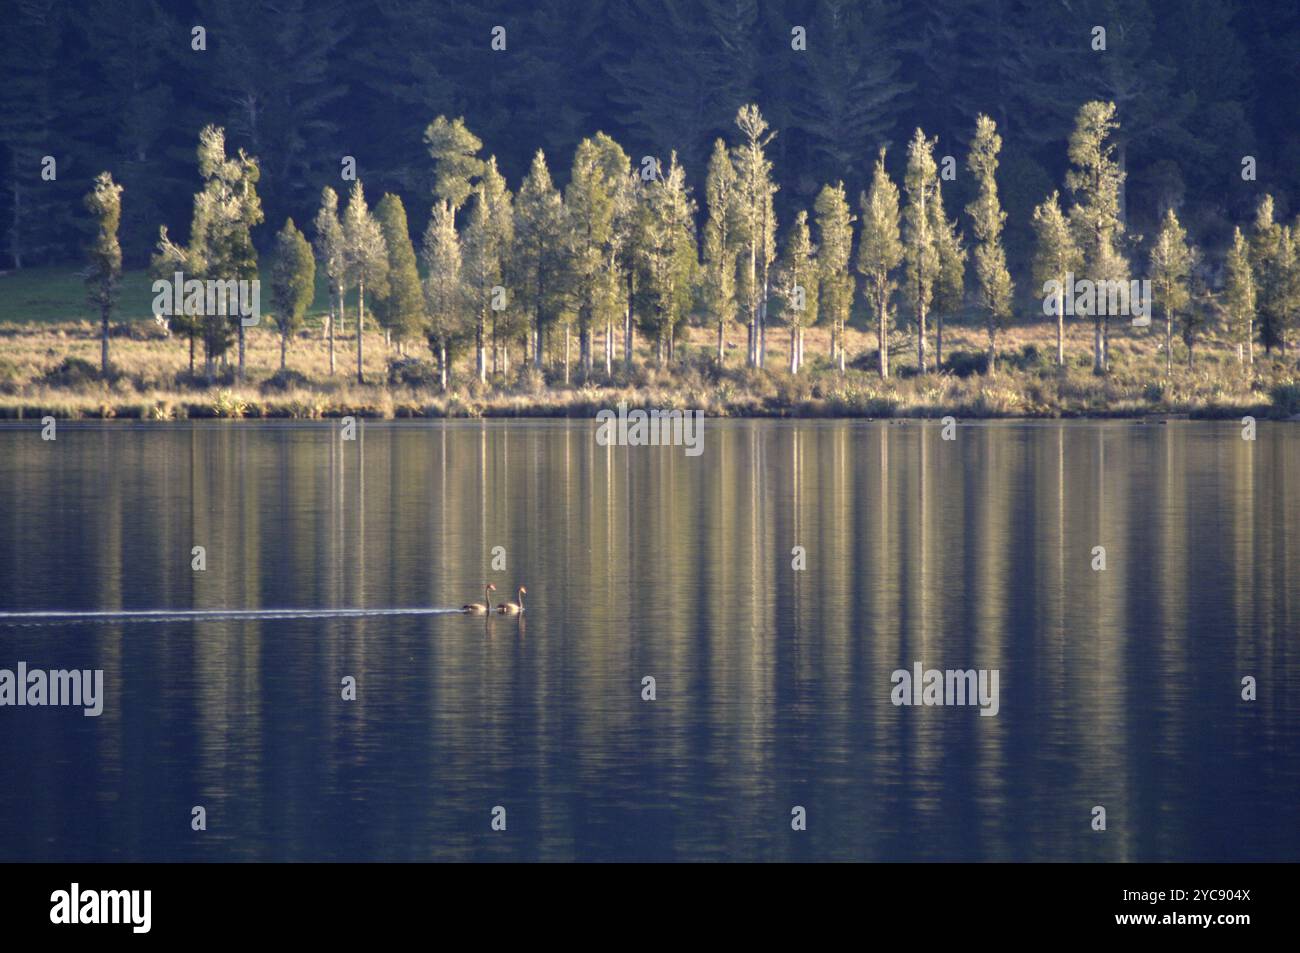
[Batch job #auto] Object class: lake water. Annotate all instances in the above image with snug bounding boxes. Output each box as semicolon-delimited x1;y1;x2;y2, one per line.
0;419;1296;862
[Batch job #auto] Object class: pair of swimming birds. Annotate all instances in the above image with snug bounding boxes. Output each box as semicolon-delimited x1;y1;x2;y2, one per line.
463;583;526;615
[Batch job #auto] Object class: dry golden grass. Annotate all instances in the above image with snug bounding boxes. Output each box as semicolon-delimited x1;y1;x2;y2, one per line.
0;312;1294;420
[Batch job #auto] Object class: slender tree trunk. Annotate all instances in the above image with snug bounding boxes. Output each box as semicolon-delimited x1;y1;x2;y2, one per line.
624;276;634;370
356;279;366;384
1165;306;1173;377
331;284;340;376
790;323;799;373
476;311;486;383
238;324;246;381
1056;287;1065;366
878;301;889;378
936;315;944;369
280;329;287;370
917;303;927;374
1093;316;1104;373
564;326;571;384
717;315;725;365
189;333;195;374
100;306;109;376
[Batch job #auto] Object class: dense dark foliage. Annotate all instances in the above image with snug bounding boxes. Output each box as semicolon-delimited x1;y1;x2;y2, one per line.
2;0;1296;270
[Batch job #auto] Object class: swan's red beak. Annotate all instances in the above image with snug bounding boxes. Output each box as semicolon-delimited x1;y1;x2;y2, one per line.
520;587;527;594
488;583;497;591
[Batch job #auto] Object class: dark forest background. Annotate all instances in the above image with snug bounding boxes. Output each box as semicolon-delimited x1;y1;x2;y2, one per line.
3;0;1297;273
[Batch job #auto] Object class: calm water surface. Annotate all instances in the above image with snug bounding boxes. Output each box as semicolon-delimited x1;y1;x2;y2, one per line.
0;419;1296;861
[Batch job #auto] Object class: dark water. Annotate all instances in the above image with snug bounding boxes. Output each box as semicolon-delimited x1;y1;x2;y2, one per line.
0;419;1296;862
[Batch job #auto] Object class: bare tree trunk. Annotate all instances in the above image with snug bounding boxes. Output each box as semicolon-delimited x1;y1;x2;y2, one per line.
1165;306;1173;377
563;326;571;384
476;311;487;383
100;306;110;376
878;303;889;378
790;323;799;373
1103;314;1111;373
238;324;246;381
1056;287;1065;366
1093;316;1104;373
331;284;341;376
533;310;543;369
624;279;634;370
917;303;927;374
356;280;366;384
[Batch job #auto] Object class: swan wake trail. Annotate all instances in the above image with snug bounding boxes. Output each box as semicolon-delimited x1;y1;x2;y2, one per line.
0;607;457;628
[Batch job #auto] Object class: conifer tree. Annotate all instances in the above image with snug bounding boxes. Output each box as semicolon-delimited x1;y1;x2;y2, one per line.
421;201;465;391
84;172;123;377
566;134;629;377
903;128;940;373
1149;208;1192;376
857;150;904;378
462;157;514;380
635;153;697;365
613;171;644;371
732;105;778;368
269;217;315;370
373;194;424;354
776;210;818;374
1250;196;1295;357
424;115;486;214
1223;227;1256;366
703;139;740;366
342;181;389;383
930;183;965;369
152;125;262;381
514;150;569;369
966;115;1012;373
814;182;854;373
1031;191;1081;367
1065;101;1127;373
312;187;346;375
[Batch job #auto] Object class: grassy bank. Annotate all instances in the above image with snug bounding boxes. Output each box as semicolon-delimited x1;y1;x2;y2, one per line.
2;268;1297;421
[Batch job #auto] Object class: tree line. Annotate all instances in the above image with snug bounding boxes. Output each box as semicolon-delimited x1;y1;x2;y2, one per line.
9;0;1296;272
81;100;1299;384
